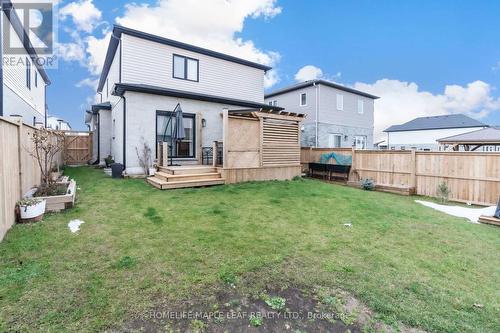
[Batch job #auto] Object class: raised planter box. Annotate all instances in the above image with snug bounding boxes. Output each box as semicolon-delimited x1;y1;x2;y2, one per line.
35;180;77;212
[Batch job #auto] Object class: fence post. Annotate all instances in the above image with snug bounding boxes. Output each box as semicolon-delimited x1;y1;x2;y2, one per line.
162;142;168;167
16;119;23;198
212;141;217;167
410;149;416;193
350;147;356;181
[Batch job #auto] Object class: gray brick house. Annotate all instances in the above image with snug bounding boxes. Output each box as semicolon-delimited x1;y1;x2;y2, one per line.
265;80;379;148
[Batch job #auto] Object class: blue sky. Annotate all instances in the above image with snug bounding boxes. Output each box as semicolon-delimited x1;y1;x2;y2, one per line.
46;0;500;135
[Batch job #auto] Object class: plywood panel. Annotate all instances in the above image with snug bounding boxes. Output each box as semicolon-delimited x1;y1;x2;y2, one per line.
223;165;301;184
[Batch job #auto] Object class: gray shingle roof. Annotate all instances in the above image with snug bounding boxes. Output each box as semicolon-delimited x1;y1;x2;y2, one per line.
265;79;380;100
438;126;500;143
384;114;486;132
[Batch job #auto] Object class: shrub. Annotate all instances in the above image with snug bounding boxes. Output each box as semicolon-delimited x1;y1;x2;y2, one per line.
360;178;375;191
264;296;286;311
249;314;263;327
437;181;450;203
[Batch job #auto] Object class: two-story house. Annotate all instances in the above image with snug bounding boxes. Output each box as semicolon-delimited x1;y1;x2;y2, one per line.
0;0;50;125
88;25;276;174
264;80;378;149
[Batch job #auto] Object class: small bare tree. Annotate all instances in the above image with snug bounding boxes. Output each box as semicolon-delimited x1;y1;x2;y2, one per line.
135;137;152;175
28;127;65;195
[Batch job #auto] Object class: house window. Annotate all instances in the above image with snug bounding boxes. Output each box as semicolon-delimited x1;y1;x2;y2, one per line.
300;93;307;106
354;135;366;149
268;101;273;106
26;58;31;90
336;94;343;110
357;100;364;114
273;100;278;106
156;111;196;158
328;134;342;148
173;54;199;81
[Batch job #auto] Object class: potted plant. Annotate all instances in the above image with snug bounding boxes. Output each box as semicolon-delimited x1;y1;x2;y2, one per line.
17;198;46;222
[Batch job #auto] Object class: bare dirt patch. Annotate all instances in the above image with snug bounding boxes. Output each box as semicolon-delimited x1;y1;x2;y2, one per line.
122;285;425;333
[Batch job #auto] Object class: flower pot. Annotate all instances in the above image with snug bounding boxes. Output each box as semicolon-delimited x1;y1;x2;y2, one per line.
148;167;156;176
19;199;46;222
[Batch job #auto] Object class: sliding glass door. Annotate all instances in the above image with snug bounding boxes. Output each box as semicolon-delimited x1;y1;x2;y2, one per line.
156;111;195;158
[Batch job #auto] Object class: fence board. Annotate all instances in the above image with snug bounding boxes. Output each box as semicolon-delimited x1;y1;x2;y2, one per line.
0;117;80;241
302;147;500;205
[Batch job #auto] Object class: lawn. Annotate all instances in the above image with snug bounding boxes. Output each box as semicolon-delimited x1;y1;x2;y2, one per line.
0;167;499;332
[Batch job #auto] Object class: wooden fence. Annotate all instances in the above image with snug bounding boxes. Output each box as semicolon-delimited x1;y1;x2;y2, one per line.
0;117;90;241
63;131;93;165
302;147;500;206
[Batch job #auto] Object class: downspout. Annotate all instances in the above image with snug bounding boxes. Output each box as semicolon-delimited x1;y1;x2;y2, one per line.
122;95;126;169
314;82;319;147
97;111;100;163
44;85;47;127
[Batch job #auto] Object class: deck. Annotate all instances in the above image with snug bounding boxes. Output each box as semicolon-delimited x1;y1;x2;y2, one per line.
147;165;225;190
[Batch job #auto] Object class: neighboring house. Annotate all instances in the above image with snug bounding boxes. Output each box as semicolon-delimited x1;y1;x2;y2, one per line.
46;116;71;131
384;114;488;151
264;80;379;149
0;1;50;126
86;25;276;173
438;126;500;152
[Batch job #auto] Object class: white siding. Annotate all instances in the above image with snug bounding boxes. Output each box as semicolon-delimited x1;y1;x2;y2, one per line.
387;127;488;150
265;85;318;122
121;34;265;102
2;12;45;118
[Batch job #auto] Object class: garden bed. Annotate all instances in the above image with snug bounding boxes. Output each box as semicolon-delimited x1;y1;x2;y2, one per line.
33;179;76;212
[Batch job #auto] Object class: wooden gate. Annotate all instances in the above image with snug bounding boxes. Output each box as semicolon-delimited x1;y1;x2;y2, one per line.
64;132;93;165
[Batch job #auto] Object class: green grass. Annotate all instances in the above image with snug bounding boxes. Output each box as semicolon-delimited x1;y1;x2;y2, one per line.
0;167;499;332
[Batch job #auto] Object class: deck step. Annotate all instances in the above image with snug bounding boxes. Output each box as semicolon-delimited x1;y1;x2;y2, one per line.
147;176;225;190
155;171;222;182
158;166;218;175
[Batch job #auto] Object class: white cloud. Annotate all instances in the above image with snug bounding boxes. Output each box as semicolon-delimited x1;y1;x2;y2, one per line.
353;79;500;140
84;0;281;81
85;33;111;76
55;42;85;62
60;0;102;33
294;65;341;83
294;65;323;82
76;78;99;90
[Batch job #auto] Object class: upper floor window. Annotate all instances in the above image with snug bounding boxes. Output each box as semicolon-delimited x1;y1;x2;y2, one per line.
173;54;199;82
300;93;307;106
26;58;31;90
357;99;364;114
336;94;343;110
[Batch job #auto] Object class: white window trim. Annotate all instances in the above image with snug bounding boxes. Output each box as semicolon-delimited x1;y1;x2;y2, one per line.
300;93;307;106
358;99;364;114
336;94;343;111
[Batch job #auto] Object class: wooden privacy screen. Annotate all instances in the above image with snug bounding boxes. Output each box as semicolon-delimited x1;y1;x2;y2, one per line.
225;116;260;168
262;118;300;166
64;133;93;165
301;147;500;206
